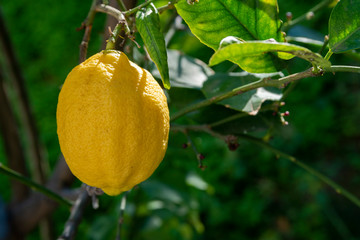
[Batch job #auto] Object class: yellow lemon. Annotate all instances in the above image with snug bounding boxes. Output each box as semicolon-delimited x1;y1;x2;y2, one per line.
56;50;169;196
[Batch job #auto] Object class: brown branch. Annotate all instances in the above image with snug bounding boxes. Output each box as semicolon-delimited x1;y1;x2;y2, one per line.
0;6;46;184
8;156;75;239
0;8;54;239
0;69;29;204
57;186;90;240
79;0;100;63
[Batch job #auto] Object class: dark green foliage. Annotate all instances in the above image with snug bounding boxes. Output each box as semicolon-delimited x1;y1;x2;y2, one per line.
1;0;360;239
329;0;360;53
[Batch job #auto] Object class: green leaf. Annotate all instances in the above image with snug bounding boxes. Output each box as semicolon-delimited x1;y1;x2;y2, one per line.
136;3;170;89
175;0;286;73
175;0;284;49
202;72;282;115
209;39;331;73
150;50;214;89
329;0;360;53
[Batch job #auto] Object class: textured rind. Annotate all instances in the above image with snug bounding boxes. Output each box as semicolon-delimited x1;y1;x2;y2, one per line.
57;50;170;195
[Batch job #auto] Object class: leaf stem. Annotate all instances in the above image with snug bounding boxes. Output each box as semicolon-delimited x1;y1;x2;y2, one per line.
282;0;334;31
0;162;73;207
324;49;333;61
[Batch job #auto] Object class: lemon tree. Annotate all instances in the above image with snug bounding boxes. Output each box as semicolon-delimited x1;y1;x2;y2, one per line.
1;0;360;239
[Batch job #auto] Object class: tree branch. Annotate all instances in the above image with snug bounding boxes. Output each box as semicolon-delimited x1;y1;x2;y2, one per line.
123;0;154;16
0;162;73;207
57;186;90;240
171;65;360;121
0;7;47;184
170;68;316;121
79;0;100;63
0;69;29;204
8;156;75;237
238;133;360;208
173;124;360;208
96;4;125;21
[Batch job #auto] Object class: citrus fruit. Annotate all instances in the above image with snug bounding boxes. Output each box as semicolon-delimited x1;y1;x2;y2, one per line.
56;50;169;196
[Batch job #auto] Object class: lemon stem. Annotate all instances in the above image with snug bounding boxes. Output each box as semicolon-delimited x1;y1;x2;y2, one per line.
105;22;124;50
94;4;132;50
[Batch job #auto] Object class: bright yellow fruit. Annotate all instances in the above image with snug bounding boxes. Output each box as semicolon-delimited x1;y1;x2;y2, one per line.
57;50;169;196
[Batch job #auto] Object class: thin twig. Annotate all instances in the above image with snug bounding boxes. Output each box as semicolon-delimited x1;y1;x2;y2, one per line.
95;3;132;50
171;65;360;121
58;186;90;240
286;36;325;47
173;124;360;208
123;0;154;16
0;5;47;184
286;36;360;62
282;0;334;32
0;163;73;207
116;0;127;11
79;0;100;63
186;133;206;169
157;0;181;14
329;65;360;73
123;0;180;16
0;68;29;203
170;68;316;121
96;4;125;21
318;35;329;55
238;134;360;208
116;190;130;240
8;156;75;236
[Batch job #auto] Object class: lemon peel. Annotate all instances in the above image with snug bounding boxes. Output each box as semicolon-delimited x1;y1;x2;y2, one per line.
57;50;169;195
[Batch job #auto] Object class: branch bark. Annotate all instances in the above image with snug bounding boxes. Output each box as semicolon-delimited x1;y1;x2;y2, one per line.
8;156;75;239
0;69;29;204
0;7;46;184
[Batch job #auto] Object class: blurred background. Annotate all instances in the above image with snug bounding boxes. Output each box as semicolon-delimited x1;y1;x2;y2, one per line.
1;0;360;239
